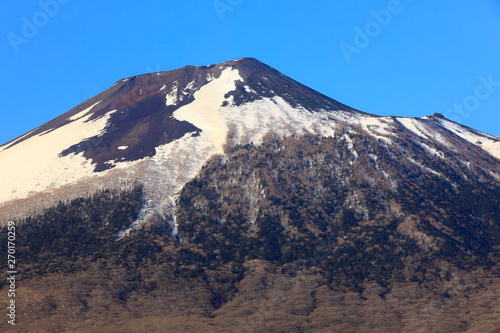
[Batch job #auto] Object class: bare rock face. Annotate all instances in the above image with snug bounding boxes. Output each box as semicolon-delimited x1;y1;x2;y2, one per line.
0;58;499;332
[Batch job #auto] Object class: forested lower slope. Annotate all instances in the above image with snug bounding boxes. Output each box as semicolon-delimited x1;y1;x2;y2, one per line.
1;131;499;332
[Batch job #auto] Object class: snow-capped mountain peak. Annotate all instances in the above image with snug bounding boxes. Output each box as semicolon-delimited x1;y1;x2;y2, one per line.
0;58;498;229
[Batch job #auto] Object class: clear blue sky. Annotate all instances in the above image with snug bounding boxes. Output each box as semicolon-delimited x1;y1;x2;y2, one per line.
1;0;499;145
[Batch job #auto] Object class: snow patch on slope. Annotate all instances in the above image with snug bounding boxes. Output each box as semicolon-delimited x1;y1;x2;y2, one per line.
407;137;444;158
358;116;394;144
166;81;178;106
0;109;116;202
398;116;500;160
0;129;36;150
221;96;337;145
68;101;102;121
343;134;358;161
129;132;217;235
435;118;500;159
407;157;441;177
173;68;242;154
398;118;435;139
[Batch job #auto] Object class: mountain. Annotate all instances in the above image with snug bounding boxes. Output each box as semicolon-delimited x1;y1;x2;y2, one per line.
0;58;499;332
1;58;499;226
